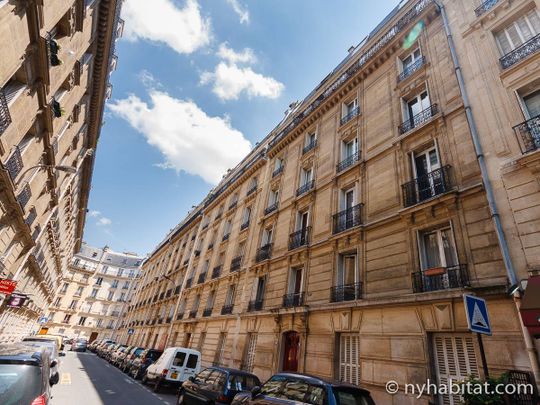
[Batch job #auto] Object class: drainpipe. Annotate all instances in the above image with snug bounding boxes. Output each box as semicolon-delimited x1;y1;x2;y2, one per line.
433;0;540;386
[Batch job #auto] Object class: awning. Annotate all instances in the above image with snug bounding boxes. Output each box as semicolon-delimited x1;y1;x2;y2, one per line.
520;275;540;338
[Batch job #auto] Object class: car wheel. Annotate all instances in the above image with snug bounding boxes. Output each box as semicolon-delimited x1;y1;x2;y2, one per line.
153;378;161;393
142;373;149;385
177;391;185;405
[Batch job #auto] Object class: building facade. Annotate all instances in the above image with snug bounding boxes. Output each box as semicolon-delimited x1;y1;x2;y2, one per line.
122;0;540;403
0;0;122;342
42;243;143;341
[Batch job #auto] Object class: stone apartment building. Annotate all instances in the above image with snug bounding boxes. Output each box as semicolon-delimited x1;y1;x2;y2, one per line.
0;0;122;342
42;243;143;341
121;0;540;403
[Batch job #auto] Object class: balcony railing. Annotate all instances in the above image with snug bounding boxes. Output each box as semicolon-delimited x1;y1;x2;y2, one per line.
398;56;425;82
194;249;201;257
202;308;212;317
17;184;32;209
289;227;311;250
402;165;453;207
230;256;242;271
174;285;181;294
0;87;12;135
207;242;214;250
212;265;222;279
240;220;250;231
185;278;193;288
340;106;360;125
282;292;304;308
189;310;197;319
330;282;362;302
228;201;238;211
6;147;23;181
25;207;37;227
332;204;362;234
500;33;540;69
247;299;264;312
474;0;499;17
264;202;278;215
31;225;40;241
177;312;184;320
411;264;469;293
303;139;317;154
399;104;438;134
513;114;540;154
272;165;284;177
256;244;272;262
221;304;233;315
246;185;257;196
336;150;360;173
296;180;315;197
197;272;207;284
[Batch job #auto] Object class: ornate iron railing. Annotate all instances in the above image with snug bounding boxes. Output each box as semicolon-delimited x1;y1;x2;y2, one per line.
247;299;264;312
0;87;12;135
289;227;311;250
402;165;453;207
474;0;499;17
513;114;540;153
17;184;32;209
340;106;360;125
398;56;425;82
398;104;438;134
185;277;193;288
221;304;233;315
6;146;23;181
177;312;184;320
31;225;41;241
272;165;284;177
256;244;272;262
303;139;317;154
207;242;214;250
240;220;250;231
283;292;304;308
228;200;237;210
336;150;360;172
264;202;279;215
202;308;212;317
500;33;540;69
332;204;362;234
222;233;230;242
505;370;538;405
188;309;197;319
246;184;257;196
197;272;207;284
230;256;242;271
331;282;363;302
296;180;315;197
212;265;222;279
411;264;469;293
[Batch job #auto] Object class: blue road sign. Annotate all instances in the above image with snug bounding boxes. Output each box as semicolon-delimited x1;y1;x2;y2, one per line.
38;316;48;324
464;294;492;335
127;328;134;335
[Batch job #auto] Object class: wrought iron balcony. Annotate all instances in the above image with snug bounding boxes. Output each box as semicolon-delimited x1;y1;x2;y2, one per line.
174;285;181;294
398;56;425;82
222;233;230;242
25;208;37;227
272;165;284;177
330;282;362;302
166;288;172;297
256;243;272;262
240;220;250;231
228;200;237;210
230;256;242;271
51;99;62;118
336;150;360;173
197;272;207;284
6;146;23;181
332;204;362;234
289;227;311;250
31;225;40;241
264;202;278;215
221;304;233;315
398;104;438;134
185;277;193;288
513;114;540;154
194;249;201;257
340;106;360;125
202;308;212;317
303;139;317;154
246;184;257;196
177;312;184;320
212;265;222;279
247;298;264;312
183;259;189;266
411;264;469;293
500;33;540;69
296;180;315;197
189;309;197;319
202;223;209;230
0;87;12;135
282;292;304;308
474;0;499;17
207;242;214;250
402;165;453;207
17;184;32;209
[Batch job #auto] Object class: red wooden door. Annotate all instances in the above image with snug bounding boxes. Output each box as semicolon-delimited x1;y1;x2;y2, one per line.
282;332;300;372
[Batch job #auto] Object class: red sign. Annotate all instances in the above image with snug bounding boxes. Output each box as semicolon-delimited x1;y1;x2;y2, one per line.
0;279;17;295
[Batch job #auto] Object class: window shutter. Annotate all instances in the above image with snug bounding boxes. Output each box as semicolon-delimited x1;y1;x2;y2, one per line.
243;333;257;372
496;31;512;54
527;9;540;34
339;334;360;386
507;24;523;48
517;18;533;41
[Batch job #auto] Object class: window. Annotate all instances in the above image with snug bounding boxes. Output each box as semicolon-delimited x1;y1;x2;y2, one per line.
95;277;103;286
102;265;108;274
274;157;284;171
90;288;98;298
495;9;540;55
300;167;313;186
194;368;212;384
123;281;130;289
54;297;61;307
341;187;355;211
306;132;316;147
63;314;71;323
242;333;257;372
107;291;114;301
225;285;236;307
197;332;206;351
129;269;135;278
242;207;251;225
255;276;266;302
206;290;216;310
288;267;303;295
192;295;200;311
119;292;126;301
342;98;358;118
268;189;279;206
418;225;458;270
401;48;422;76
78;317;87;326
522;89;540;118
111;279;119;288
338;333;360;385
342;138;358;160
75;286;83;296
60;282;68;293
223;220;232;238
186;353;198;369
69;300;78;309
262;227;273;246
404;90;431;121
173;351;186;367
214;333;227;366
117;268;124;277
338;254;357;286
96;318;103;327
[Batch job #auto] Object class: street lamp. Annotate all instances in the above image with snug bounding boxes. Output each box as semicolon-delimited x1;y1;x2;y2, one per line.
15;165;77;187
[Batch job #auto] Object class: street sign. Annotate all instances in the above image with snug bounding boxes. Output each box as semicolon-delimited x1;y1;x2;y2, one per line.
127;328;134;335
38;316;48;324
464;294;492;335
0;279;17;295
6;293;27;308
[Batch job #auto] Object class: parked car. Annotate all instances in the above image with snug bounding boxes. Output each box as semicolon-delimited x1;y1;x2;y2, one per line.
178;367;261;405
71;339;88;352
97;342;116;358
120;346;144;372
143;347;201;392
231;373;375;405
22;335;64;352
20;340;62;380
107;344;127;363
111;345;131;366
0;343;59;405
129;348;163;380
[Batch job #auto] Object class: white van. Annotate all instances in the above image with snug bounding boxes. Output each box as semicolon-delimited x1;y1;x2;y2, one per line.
143;347;201;392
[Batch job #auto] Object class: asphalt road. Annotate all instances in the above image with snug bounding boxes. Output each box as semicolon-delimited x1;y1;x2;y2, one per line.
52;350;177;405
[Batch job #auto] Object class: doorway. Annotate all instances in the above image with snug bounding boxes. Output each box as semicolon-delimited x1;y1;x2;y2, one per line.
282;331;300;372
89;332;98;343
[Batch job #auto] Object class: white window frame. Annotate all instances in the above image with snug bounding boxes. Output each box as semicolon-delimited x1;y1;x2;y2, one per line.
417;223;459;271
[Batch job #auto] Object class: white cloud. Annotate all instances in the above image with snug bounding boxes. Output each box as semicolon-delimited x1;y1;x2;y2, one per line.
225;0;249;24
201;62;284;101
88;210;101;217
109;90;252;184
217;43;256;64
122;0;211;55
97;217;112;226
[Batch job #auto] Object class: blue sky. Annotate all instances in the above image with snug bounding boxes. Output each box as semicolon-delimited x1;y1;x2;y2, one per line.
83;0;401;256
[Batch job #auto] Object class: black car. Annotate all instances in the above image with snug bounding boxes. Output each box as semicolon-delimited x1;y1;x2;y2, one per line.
129;348;163;379
231;373;375;405
0;343;59;405
178;367;261;405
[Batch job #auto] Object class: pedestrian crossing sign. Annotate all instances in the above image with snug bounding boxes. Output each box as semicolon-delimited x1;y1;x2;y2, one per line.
464;294;492;335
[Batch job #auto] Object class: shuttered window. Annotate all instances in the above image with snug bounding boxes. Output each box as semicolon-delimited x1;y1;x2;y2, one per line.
495;9;540;55
214;333;227;366
339;334;360;386
242;333;257;372
433;334;479;405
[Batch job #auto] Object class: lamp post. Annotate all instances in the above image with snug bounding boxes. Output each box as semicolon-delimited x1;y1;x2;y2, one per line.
15;165;77;187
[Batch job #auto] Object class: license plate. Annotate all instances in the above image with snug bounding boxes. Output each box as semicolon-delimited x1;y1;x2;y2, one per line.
171;372;178;379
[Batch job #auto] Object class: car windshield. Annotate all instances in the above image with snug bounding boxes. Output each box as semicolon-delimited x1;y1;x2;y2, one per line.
0;364;42;405
261;376;326;405
134;348;144;356
333;388;372;405
227;374;259;392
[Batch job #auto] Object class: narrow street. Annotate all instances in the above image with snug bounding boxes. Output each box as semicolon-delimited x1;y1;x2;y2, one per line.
52;351;177;405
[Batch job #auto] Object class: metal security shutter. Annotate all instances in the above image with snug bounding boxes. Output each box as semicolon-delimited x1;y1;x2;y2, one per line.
243;333;257;372
339;334;360;386
433;334;479;405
